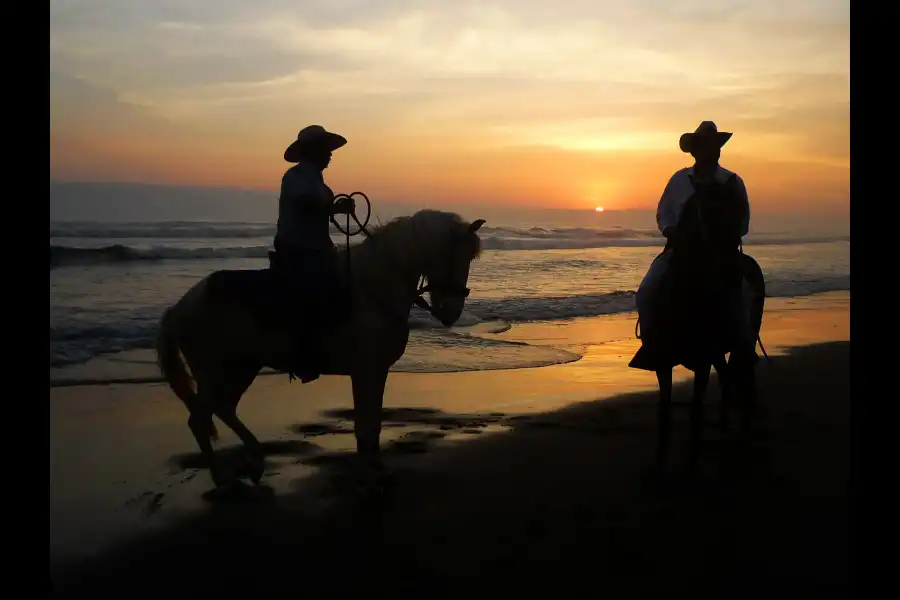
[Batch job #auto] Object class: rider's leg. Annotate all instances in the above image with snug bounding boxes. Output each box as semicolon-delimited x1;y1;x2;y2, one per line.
293;249;341;382
636;250;672;338
724;268;756;366
279;252;319;383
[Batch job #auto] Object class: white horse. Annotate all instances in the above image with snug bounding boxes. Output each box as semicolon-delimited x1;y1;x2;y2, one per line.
155;209;486;488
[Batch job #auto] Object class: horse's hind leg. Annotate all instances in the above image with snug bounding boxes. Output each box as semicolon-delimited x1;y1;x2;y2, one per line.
729;345;759;435
688;364;711;474
208;364;264;483
186;395;231;488
655;368;674;472
713;354;731;431
184;363;254;489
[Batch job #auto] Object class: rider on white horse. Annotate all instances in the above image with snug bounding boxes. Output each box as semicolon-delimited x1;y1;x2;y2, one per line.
635;120;752;345
275;125;356;382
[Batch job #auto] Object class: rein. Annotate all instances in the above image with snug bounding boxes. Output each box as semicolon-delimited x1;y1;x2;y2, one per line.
330;193;470;323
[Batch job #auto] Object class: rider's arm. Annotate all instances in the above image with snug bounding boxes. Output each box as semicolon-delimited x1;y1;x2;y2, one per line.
656;174;680;238
734;175;750;237
331;193;353;215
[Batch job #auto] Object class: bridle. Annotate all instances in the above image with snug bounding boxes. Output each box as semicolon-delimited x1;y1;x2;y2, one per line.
330;193;476;324
688;175;733;268
410;229;475;320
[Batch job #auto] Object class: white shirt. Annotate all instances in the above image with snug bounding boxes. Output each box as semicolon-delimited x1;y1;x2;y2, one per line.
656;165;750;237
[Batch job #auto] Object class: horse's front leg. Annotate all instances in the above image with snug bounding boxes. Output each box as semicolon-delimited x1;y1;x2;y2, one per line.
688;364;711;474
350;366;390;483
655;368;674;472
713;354;731;431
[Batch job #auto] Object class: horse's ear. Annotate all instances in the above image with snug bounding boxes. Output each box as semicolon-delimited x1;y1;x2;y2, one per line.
469;219;486;232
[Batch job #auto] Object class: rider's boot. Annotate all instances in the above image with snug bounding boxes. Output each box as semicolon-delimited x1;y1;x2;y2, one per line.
289;318;322;384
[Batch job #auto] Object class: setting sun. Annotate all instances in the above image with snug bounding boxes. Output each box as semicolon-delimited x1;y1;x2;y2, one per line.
595;207;605;212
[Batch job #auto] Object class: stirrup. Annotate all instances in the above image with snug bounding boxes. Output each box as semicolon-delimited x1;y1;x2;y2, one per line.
288;367;319;384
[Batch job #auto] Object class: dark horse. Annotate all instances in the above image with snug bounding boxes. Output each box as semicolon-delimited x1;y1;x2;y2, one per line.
630;174;766;473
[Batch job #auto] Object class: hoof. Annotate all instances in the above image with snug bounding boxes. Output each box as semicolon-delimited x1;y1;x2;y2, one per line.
247;459;265;485
211;468;236;489
201;480;264;504
364;462;396;488
350;476;388;501
338;460;395;497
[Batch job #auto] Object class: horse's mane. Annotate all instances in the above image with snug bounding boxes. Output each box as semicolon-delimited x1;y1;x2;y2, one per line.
678;175;744;254
344;209;482;261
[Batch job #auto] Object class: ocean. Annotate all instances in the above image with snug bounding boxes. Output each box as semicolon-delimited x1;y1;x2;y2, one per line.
49;214;850;386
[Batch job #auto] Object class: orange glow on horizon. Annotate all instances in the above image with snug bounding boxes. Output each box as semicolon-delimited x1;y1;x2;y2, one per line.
49;1;849;215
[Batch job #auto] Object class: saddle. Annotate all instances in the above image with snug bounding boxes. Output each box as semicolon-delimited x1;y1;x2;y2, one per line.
205;267;285;328
202;251;353;383
270;249;353;318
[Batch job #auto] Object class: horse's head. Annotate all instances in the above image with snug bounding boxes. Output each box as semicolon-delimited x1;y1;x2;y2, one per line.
357;210;485;327
675;174;743;259
411;211;485;327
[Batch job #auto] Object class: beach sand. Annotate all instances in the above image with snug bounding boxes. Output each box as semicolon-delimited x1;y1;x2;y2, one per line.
50;292;849;595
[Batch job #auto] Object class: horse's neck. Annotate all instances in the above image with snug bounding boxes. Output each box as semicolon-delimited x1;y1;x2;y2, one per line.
671;203;721;275
675;197;708;245
679;185;741;248
344;234;424;311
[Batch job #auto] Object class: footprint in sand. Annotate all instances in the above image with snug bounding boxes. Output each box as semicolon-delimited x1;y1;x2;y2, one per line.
291;423;355;437
408;430;447;440
200;481;275;505
168;439;320;474
389;440;430;454
123;490;153;507
387;430;447;454
143;492;165;516
122;490;166;517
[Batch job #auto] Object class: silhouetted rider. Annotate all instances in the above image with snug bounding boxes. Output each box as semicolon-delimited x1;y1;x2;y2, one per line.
274;125;354;382
636;120;752;345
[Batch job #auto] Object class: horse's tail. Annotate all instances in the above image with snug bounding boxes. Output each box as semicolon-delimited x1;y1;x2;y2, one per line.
155;286;218;442
739;253;766;333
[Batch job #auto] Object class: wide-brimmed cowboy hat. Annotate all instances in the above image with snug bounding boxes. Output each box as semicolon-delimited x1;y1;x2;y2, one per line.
679;121;732;153
284;125;347;162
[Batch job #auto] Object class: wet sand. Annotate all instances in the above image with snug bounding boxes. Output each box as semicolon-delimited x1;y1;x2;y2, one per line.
50;292;849;595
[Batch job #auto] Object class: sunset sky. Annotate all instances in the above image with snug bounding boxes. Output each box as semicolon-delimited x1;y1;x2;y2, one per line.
50;0;849;214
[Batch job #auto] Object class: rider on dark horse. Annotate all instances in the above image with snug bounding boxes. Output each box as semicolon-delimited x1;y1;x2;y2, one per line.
274;125;355;383
633;120;753;369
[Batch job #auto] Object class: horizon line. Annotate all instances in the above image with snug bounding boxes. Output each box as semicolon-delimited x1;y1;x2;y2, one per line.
49;178;850;218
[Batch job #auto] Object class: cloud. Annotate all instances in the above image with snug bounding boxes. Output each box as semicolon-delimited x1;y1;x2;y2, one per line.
49;0;849;205
51;1;848;97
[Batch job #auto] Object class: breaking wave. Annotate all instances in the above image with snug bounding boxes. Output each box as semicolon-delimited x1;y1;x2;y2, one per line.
50;226;848;268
